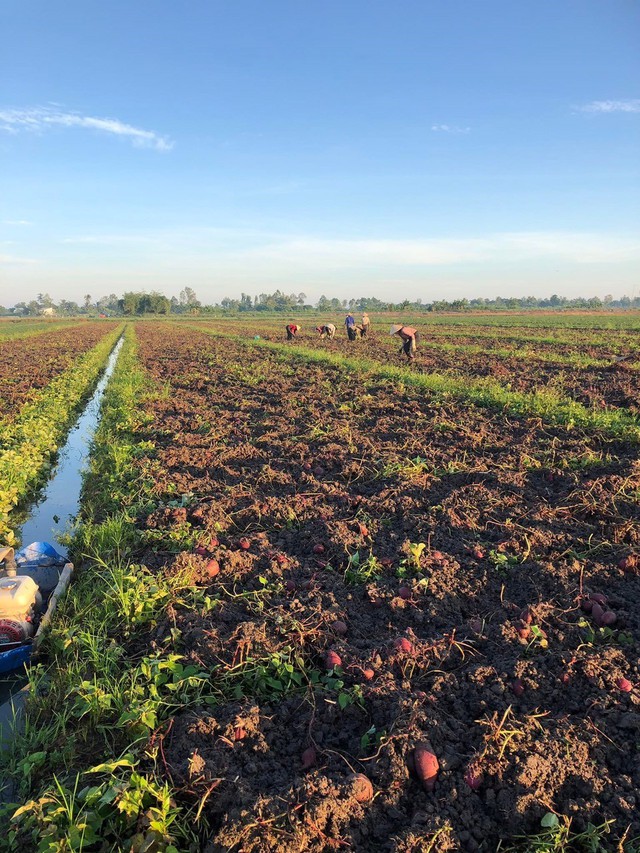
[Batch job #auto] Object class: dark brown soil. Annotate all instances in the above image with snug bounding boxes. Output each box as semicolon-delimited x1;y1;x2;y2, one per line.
130;323;639;851
196;319;640;413
0;322;119;414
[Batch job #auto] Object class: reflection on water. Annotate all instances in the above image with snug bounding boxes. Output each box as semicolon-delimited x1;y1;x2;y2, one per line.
18;335;124;549
0;335;124;752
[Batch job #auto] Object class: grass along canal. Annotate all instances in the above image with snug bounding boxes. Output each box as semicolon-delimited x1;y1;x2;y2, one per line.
0;333;126;771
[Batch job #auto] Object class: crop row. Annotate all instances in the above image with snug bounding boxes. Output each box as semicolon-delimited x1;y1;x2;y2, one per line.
368;338;639;415
0;321;119;414
300;333;640;418
405;337;639;371
194;319;640;416
195;325;640;442
403;324;640;355
0;324;124;542
0;320;86;340
393;313;640;331
197;316;640;364
194;315;640;353
5;322;638;851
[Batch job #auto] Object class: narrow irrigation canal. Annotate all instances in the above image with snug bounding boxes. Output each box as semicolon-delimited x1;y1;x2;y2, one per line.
18;335;124;546
0;335;125;755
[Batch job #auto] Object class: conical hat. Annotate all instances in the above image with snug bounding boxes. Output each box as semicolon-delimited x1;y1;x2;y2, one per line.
390;323;403;334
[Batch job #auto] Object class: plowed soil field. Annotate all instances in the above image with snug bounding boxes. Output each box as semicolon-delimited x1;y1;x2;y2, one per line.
0;321;118;414
195;319;640;414
127;323;639;851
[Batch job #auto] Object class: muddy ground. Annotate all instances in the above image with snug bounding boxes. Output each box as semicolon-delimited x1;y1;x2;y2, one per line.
129;323;638;851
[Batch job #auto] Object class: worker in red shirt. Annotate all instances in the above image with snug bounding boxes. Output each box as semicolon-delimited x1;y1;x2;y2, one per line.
285;323;300;340
391;324;418;361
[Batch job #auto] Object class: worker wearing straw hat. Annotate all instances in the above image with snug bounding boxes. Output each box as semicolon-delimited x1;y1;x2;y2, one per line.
316;323;336;339
285;322;301;340
345;312;357;341
391;323;418;361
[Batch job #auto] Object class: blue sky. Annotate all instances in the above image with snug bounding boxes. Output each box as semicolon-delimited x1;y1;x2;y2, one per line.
1;0;638;306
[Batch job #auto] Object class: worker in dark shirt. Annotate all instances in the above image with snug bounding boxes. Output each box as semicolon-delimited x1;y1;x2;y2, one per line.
345;313;357;341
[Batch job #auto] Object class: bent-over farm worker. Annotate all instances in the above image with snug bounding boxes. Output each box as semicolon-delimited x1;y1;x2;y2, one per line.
361;313;371;337
345;313;357;341
285;323;300;340
316;323;336;339
391;323;418;361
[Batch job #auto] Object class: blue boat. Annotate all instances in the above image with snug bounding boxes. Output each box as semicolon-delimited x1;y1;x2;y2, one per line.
0;544;73;674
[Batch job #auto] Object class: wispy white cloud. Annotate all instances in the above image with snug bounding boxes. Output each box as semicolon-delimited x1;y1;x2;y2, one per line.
431;124;470;134
577;99;640;114
49;228;640;271
2;219;32;226
0;106;173;150
239;231;640;267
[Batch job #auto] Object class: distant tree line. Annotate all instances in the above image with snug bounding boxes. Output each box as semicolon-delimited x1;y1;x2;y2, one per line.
1;289;638;317
219;290;308;312
1;288;201;317
421;293;640;311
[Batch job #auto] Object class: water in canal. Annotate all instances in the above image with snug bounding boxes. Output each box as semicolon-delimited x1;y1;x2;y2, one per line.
0;335;124;748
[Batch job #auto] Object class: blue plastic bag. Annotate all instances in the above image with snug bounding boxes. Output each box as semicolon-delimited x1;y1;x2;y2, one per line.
16;542;67;567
